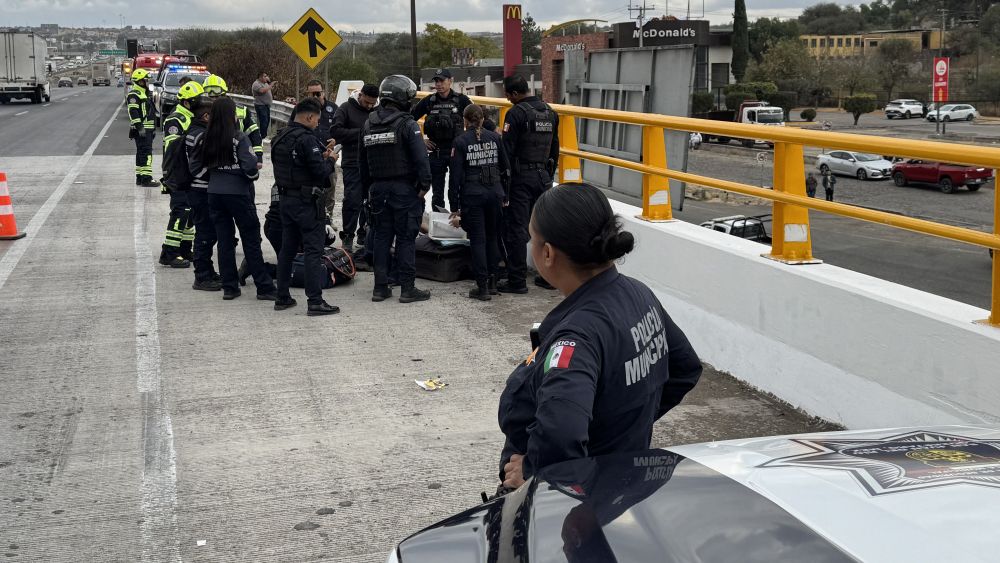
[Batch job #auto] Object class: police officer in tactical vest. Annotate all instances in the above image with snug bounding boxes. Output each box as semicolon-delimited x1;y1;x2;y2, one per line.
158;80;205;269
290;79;340;226
184;101;222;291
411;68;471;212
271;96;340;317
127;68;160;187
360;75;433;304
498;75;560;294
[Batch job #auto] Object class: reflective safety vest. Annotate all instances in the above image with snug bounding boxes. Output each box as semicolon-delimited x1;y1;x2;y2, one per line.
362;110;414;181
162;105;194;153
236;105;263;156
514;100;556;164
126;85;156;130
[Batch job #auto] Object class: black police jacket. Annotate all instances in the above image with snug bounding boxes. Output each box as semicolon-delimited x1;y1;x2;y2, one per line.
497;267;702;481
359;106;432;190
448;127;510;211
411;90;472;149
502;96;560;167
271;122;334;190
330;97;373;168
289;99;338;146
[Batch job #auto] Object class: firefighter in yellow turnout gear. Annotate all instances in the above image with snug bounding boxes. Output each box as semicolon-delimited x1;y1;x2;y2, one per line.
127;68;160;187
158;80;205;268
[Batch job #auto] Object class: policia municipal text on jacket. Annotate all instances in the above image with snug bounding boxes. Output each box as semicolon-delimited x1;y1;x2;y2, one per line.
126;69;160;188
189;97;276;301
496;183;702;492
411;68;472;212
498;75;561;295
158;80;205;269
359;75;433;304
449;104;511;301
271;96;340;317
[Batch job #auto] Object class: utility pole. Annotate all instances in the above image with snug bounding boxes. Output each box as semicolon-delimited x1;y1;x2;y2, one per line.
628;0;655;48
410;0;418;81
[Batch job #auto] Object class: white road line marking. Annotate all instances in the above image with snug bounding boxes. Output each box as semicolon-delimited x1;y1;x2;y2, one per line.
134;186;182;562
0;98;123;291
14;111;28;116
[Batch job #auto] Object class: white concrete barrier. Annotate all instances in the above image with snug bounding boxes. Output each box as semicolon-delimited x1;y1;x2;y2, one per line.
609;200;1000;428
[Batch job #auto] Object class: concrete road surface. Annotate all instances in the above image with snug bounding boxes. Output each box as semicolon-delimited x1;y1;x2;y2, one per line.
0;87;834;562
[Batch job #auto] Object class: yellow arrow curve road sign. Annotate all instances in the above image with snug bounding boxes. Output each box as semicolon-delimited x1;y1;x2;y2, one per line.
282;8;342;69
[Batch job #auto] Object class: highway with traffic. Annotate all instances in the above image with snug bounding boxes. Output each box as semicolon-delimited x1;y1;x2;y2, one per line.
0;85;839;561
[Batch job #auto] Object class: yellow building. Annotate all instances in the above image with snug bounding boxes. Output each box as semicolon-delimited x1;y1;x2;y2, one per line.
800;29;944;58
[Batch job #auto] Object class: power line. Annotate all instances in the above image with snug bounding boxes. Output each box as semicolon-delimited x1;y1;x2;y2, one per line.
628;0;657;47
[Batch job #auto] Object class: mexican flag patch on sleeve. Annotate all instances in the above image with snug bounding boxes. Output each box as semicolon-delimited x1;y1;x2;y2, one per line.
544;341;576;373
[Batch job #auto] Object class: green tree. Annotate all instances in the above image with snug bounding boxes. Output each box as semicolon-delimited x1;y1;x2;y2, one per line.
843;94;878;125
691;91;715;113
972;69;1000;113
799;3;865;34
732;0;750;82
748;17;802;63
982;4;1000;44
831;57;876;96
874;38;917;101
746;38;811;82
418;23;501;70
859;0;892;28
521;13;542;62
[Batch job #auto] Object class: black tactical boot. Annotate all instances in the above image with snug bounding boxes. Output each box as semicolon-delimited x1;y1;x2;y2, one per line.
341;234;354;253
534;275;556;290
468;282;491;301
307;301;340;316
237;259;249;286
497;280;528;294
371;285;392;302
274;297;297;311
161;256;190;269
135;174;142;186
192;278;222;291
139;176;160;188
399;284;431;303
487;275;498;295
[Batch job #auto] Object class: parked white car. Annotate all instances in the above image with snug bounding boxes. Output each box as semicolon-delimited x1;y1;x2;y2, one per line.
816;151;894;180
926;104;978;122
884;99;924;119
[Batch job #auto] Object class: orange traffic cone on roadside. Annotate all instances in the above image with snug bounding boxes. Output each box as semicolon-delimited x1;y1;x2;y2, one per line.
0;172;26;240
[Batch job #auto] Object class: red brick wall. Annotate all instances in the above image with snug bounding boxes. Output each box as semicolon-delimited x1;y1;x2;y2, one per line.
540;32;609;103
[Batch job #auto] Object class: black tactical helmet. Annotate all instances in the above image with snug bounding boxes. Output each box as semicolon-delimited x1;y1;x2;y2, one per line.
378;75;417;109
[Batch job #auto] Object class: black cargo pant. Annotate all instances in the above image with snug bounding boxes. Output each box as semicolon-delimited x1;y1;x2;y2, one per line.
502;168;551;287
276;193;326;305
133;130;155;178
161;190;193;261
371;181;421;288
187;190;217;282
428;148;453;212
209;192;275;295
340;166;369;242
461;187;502;286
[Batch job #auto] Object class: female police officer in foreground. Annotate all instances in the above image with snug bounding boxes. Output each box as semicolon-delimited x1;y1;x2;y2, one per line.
497;183;702;489
449;104;510;300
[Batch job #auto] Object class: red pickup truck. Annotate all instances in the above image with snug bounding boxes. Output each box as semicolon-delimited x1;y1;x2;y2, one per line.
891;160;993;193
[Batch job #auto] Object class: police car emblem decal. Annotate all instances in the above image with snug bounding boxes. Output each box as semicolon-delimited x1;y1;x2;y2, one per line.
760;431;1000;496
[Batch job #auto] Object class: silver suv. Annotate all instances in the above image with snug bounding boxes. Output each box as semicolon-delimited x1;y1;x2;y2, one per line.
884;99;924;119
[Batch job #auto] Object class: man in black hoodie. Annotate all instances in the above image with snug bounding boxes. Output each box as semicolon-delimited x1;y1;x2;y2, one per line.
331;83;378;251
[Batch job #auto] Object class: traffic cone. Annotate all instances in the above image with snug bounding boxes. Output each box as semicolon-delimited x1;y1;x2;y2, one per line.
0;172;26;240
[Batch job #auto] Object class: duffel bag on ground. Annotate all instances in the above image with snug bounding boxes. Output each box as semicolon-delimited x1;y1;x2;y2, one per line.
291;246;356;289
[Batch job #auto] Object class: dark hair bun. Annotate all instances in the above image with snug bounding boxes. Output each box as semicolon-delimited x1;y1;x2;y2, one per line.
593;217;634;262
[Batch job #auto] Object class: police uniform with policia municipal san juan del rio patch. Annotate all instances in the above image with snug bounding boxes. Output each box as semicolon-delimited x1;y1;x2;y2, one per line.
497;266;703;487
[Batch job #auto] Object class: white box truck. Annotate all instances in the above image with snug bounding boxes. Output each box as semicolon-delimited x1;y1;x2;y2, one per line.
1;32;51;104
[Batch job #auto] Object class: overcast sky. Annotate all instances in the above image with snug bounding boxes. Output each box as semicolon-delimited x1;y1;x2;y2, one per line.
4;0;816;31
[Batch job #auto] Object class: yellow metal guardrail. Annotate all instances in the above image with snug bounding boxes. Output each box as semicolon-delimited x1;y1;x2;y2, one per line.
416;92;1000;327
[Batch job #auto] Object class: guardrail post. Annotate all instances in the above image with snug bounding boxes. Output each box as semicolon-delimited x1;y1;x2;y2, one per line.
765;142;821;264
557;115;582;184
637;126;673;222
982;175;1000;327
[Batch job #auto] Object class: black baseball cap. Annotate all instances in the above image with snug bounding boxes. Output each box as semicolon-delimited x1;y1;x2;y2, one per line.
432;68;453;80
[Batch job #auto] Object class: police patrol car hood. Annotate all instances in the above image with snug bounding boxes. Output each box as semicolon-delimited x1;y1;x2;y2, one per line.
394;425;1000;563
